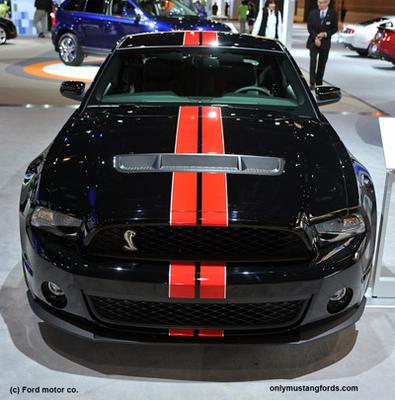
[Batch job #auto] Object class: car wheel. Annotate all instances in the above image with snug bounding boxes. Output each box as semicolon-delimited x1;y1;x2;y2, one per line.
356;50;368;57
58;33;84;66
0;26;7;45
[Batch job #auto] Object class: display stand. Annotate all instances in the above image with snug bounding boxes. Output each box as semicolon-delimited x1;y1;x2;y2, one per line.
372;117;395;298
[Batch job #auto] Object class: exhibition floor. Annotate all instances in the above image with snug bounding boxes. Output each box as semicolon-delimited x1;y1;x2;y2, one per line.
1;27;395;400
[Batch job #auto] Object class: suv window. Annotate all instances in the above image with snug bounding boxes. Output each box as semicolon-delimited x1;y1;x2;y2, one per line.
64;0;86;11
136;0;196;18
111;0;135;16
85;0;106;13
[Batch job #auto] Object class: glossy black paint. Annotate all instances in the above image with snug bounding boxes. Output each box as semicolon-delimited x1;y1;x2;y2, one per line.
315;86;342;106
120;31;282;51
60;81;86;101
20;32;377;343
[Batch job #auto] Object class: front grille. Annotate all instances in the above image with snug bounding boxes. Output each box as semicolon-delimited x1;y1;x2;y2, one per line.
86;225;311;262
87;296;307;330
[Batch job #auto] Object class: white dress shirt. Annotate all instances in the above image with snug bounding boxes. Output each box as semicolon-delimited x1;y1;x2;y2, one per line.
252;8;283;40
266;9;277;38
320;8;328;20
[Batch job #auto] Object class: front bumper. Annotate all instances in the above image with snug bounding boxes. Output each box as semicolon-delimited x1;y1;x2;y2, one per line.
22;228;371;343
27;289;366;344
342;43;368;52
368;44;395;62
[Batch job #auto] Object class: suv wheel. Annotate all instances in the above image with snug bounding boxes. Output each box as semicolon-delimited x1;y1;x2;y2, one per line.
0;26;7;45
58;33;84;66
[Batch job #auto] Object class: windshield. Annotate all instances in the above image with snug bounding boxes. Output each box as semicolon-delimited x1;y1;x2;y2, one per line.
89;48;315;118
136;0;197;18
360;17;387;26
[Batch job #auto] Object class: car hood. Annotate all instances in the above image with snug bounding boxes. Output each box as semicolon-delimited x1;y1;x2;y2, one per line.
40;105;351;228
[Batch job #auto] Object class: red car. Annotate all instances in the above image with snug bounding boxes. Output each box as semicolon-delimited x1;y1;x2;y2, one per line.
369;25;395;65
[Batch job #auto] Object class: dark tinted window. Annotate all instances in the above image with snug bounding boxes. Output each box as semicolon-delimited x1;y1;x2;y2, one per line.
64;0;86;11
111;0;135;16
360;17;387;26
89;48;315;118
85;0;106;13
136;0;196;17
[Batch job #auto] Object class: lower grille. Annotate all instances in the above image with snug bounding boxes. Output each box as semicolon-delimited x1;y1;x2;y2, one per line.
86;225;311;262
87;296;307;330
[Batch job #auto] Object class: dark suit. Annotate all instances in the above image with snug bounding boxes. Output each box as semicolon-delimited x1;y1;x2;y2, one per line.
306;8;338;86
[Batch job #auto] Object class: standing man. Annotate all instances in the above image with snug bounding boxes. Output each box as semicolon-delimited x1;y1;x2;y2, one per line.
306;0;338;89
212;2;218;16
225;1;230;18
33;0;52;38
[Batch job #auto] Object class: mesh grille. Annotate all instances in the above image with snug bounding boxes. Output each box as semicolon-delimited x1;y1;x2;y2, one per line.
88;296;307;329
86;225;311;262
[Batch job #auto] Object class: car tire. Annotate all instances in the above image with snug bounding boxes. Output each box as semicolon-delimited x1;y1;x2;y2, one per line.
356;50;368;57
58;32;84;66
0;26;7;45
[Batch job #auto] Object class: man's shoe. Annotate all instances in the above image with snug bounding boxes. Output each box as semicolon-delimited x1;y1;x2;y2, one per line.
38;33;45;38
309;84;315;90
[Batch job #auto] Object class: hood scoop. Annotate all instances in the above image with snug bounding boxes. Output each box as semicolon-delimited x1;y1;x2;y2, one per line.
113;153;285;176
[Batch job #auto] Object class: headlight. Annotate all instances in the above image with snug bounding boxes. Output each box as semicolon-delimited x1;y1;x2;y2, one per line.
315;214;365;243
31;206;82;236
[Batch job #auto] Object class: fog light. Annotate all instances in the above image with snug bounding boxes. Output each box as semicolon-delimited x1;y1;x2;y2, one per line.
42;281;67;308
327;288;353;314
330;288;347;301
47;282;64;296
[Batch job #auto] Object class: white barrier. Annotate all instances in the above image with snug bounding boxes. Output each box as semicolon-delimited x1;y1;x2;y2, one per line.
372;117;395;298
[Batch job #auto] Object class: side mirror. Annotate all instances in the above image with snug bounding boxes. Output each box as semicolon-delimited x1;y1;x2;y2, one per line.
379;21;393;28
60;81;85;101
315;85;341;106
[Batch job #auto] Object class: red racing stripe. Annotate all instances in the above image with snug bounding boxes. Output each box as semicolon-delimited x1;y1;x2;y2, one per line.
198;329;224;337
169;262;196;298
200;263;226;299
183;31;200;46
169;106;199;300
170;106;199;226
202;31;218;46
200;106;227;306
201;106;228;227
169;328;194;337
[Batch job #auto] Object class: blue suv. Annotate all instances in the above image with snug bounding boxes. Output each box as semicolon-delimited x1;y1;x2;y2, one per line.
53;0;232;65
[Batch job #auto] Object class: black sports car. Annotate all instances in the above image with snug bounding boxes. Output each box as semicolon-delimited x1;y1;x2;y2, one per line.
0;16;17;45
20;31;376;343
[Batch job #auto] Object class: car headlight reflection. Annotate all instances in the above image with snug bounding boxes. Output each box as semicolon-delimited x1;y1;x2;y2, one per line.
315;214;366;243
31;206;82;236
375;31;384;41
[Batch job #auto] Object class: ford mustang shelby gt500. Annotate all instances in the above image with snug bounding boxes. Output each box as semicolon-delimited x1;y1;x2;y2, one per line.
20;31;376;343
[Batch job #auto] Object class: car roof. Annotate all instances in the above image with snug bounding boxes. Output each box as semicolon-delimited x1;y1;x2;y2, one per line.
117;31;285;52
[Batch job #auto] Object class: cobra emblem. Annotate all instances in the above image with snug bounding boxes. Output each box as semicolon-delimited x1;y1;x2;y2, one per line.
123;230;138;252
